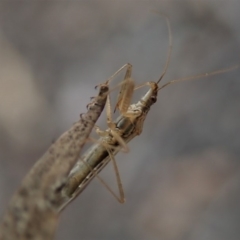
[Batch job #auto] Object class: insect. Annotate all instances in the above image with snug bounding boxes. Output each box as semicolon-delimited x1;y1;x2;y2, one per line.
58;15;239;211
0;83;109;240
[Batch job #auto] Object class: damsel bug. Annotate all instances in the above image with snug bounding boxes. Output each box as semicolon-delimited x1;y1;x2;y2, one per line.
59;15;239;210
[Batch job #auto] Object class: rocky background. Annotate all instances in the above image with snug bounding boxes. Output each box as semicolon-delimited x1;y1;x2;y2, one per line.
0;1;240;240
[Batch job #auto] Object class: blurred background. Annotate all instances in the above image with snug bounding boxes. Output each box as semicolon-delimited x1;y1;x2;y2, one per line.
0;0;240;239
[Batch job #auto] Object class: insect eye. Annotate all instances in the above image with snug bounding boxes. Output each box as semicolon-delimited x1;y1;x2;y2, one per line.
151;95;157;103
100;85;109;93
102;85;108;90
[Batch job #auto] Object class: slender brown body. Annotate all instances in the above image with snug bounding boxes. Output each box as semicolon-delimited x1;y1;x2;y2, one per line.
60;82;158;209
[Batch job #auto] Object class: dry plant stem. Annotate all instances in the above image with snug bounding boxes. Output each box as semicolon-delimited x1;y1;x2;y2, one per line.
0;84;108;240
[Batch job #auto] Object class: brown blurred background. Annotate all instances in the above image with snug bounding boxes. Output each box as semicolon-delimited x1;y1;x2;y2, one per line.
0;1;240;240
